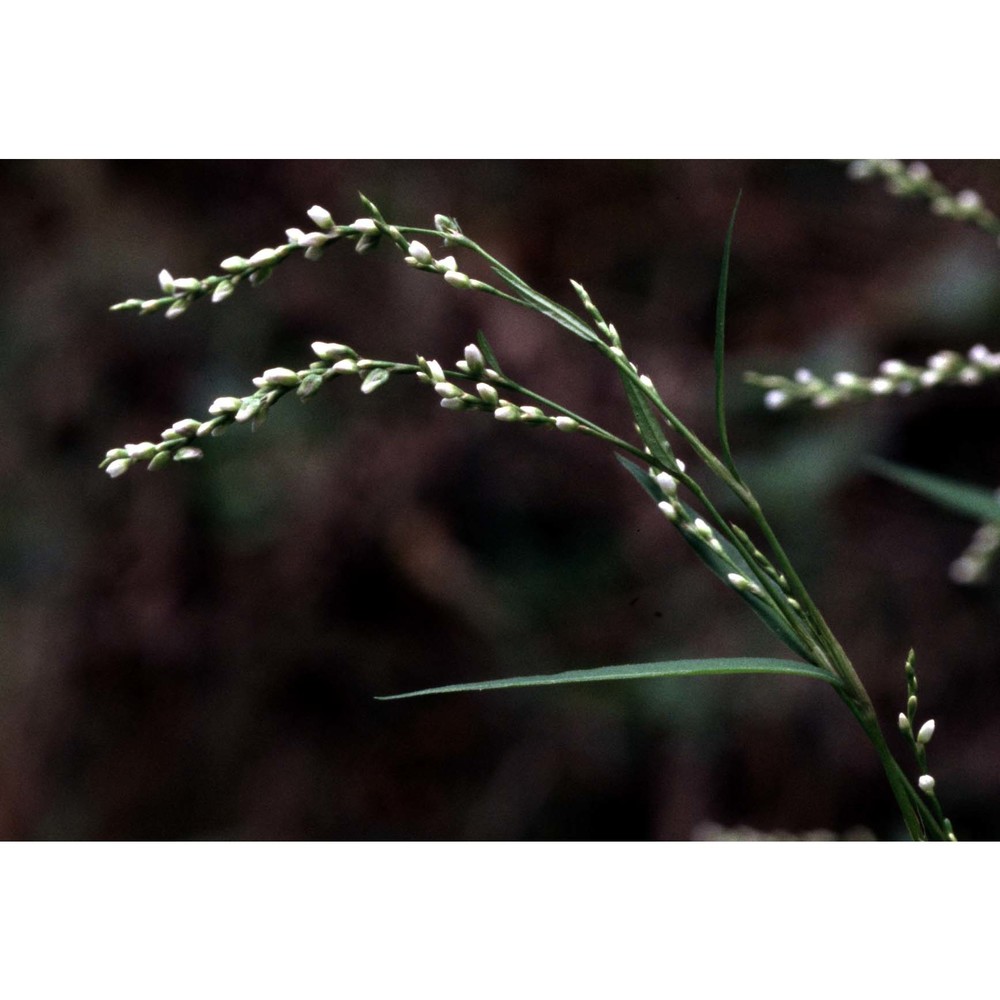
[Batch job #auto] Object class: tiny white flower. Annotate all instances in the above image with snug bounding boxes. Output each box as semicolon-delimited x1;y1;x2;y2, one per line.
172;278;202;293
174;446;204;462
158;269;174;293
917;719;935;745
285;227;307;245
794;368;814;384
879;359;906;376
639;374;655;390
870;377;893;394
351;218;379;234
554;416;578;432
436;255;458;272
434;382;464;399
898;713;911;734
307;205;335;231
212;280;235;304
907;161;931;182
727;572;750;590
833;371;858;387
764;389;788;410
520;406;546;421
439;397;466;410
171;419;201;437
331;359;359;375
298;231;331;248
494;404;520;422
262;367;300;387
675;459;686;473
959;367;982;384
220;256;249;273
918;774;936;794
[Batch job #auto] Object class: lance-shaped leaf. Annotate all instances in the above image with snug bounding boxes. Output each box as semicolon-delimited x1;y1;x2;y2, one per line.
714;193;742;478
377;656;842;700
866;457;1000;523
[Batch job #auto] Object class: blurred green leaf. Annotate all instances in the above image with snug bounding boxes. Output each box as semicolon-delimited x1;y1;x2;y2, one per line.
866;456;1000;523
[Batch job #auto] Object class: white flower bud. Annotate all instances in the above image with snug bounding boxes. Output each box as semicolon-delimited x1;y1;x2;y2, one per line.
520;406;546;421
833;371;858;387
172;278;202;293
171;419;201;436
554;416;578;432
436;255;458;272
463;344;485;373
311;342;355;362
917;719;935;745
331;359;358;375
439;397;466;410
764;389;788;410
879;359;906;376
657;501;678;521
494;404;520;422
870;377;893;394
248;248;279;267
307;205;335;231
907;162;931;182
407;240;433;265
211;280;235;304
165;298;189;320
351;218;379;234
898;713;911;734
298;231;331;248
125;441;158;459
220;256;249;273
285;228;306;245
476;383;500;406
918;774;936;794
434;382;464;399
106;458;132;478
158;269;175;293
443;271;471;289
174;446;204;462
655;472;677;496
692;518;714;541
424;359;446;383
209;397;243;415
262;367;300;387
794;368;813;384
955;189;983;212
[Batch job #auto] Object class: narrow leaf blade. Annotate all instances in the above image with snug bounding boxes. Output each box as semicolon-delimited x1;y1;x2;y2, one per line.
866;457;1000;523
475;330;504;377
378;656;841;700
714;193;742;477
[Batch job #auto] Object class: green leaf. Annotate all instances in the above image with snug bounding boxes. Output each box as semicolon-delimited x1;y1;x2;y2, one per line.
377;656;841;700
714;193;742;478
619;378;677;468
866;457;1000;523
475;330;504;377
490;266;599;345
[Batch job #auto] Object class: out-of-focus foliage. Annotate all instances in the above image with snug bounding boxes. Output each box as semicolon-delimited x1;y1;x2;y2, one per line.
2;160;999;839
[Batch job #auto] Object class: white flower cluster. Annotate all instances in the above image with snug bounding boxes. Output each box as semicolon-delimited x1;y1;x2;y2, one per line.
747;344;1000;411
109;205;383;318
100;340;368;477
844;160;1000;242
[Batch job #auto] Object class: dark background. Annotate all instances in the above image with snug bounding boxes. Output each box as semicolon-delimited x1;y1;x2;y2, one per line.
2;160;999;840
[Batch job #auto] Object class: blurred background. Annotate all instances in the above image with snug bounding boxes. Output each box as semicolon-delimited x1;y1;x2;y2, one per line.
1;160;999;840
